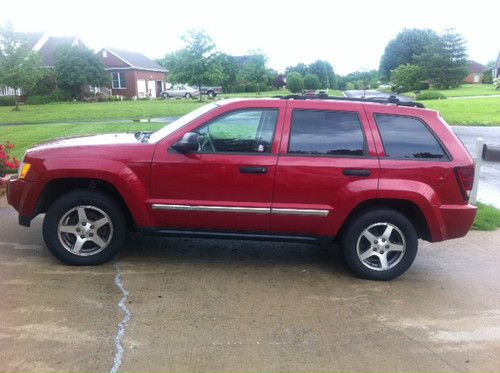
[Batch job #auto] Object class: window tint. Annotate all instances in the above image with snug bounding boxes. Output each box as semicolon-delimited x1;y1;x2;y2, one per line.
196;109;278;153
289;110;365;156
375;114;447;160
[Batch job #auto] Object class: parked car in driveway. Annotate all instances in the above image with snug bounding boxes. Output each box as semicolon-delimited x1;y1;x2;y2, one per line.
7;95;477;280
161;84;199;99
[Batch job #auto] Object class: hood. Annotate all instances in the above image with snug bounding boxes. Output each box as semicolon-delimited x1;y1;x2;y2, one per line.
28;133;140;153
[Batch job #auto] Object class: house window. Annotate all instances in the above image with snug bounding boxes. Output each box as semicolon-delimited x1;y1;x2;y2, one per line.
111;72;127;89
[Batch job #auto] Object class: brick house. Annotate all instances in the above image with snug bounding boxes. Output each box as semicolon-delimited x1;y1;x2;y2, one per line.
464;60;485;84
0;32;84;96
97;48;167;99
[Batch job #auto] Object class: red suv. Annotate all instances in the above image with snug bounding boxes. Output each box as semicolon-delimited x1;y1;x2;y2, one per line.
7;96;477;280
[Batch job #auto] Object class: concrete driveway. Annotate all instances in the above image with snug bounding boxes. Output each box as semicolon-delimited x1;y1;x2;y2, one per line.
1;197;500;372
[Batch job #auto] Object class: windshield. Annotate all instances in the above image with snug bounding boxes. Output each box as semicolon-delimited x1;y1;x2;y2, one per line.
148;103;219;143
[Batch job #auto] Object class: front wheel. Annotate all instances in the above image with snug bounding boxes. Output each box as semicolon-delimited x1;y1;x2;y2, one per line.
185;93;192;99
342;208;418;280
43;189;128;265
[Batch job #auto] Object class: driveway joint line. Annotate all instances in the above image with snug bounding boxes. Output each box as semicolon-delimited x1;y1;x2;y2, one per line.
111;259;131;373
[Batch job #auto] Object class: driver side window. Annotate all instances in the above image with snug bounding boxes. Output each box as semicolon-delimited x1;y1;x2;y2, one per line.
196;109;278;153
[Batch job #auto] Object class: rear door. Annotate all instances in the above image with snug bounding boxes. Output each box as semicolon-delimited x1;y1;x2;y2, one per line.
271;100;379;237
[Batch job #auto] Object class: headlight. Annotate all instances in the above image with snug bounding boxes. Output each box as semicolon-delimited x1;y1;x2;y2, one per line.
18;162;31;179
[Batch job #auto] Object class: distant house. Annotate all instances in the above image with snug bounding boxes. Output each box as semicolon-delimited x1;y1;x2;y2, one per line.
464;60;485;84
0;32;84;96
98;48;167;99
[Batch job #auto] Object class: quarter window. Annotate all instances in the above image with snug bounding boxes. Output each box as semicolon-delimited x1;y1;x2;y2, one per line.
111;72;127;89
375;114;448;160
196;109;278;153
288;110;365;156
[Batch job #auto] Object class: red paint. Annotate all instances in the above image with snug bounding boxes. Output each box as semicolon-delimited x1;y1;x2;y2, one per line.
7;98;476;242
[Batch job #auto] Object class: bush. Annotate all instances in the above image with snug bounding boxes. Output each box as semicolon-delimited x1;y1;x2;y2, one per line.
287;72;304;93
482;69;493;84
0;96;16;106
0;142;20;177
244;82;258;92
494;78;500;90
391;64;426;92
26;95;54;105
303;74;321;90
50;88;72;102
416;91;447;100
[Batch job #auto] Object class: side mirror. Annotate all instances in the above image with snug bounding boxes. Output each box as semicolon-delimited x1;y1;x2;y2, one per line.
172;132;199;153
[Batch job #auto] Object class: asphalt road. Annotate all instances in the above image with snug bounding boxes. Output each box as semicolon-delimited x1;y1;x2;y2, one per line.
1;197;500;372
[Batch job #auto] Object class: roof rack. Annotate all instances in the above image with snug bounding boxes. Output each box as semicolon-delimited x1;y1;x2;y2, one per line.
272;93;425;108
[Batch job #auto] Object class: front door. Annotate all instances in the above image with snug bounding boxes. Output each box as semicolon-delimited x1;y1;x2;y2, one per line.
150;102;286;232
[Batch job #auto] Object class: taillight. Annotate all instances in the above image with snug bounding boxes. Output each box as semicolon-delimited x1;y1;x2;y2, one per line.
454;166;474;201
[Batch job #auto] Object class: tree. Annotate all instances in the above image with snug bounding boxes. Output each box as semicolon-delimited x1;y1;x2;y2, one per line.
0;23;43;110
390;64;425;92
415;29;468;89
285;63;308;77
158;30;223;101
54;46;108;99
214;53;239;92
308;60;335;88
379;28;439;79
238;52;268;94
303;73;321;90
286;72;303;93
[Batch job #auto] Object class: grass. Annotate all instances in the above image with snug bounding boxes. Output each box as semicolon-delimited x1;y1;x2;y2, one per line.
423;97;500;125
3;122;164;159
0;100;204;124
473;202;500;231
429;84;500;98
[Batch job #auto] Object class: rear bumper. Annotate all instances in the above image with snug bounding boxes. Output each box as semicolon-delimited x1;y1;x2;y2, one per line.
432;204;477;241
6;177;45;227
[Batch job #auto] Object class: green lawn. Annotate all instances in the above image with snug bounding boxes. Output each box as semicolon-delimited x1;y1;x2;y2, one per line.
429;84;499;98
473;202;500;231
424;97;500;125
0;100;204;124
3;122;164;159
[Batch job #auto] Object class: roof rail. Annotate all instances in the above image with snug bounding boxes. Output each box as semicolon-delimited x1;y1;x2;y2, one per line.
272;93;425;108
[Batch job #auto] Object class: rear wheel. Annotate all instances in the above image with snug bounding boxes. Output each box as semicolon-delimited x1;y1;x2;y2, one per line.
207;90;215;98
185;93;192;99
342;208;418;280
43;189;128;265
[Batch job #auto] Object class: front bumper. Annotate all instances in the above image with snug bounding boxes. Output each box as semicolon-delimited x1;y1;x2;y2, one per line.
6;177;45;227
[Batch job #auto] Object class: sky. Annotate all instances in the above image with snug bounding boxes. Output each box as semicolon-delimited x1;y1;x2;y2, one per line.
1;0;498;75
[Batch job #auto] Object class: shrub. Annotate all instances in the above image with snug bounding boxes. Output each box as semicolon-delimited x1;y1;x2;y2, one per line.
494;78;500;90
0;96;16;106
26;95;54;105
50;88;72;102
416;91;447;100
0;142;20;177
287;72;304;93
482;69;493;84
244;82;258;92
303;74;321;90
391;64;426;92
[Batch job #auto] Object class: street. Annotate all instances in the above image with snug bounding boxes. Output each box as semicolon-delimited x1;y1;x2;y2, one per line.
1;197;500;371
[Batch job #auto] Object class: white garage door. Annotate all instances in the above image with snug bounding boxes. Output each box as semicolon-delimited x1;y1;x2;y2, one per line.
148;80;156;98
137;79;146;98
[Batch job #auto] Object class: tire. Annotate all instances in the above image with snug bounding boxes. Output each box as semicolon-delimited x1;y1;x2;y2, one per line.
207;90;215;98
341;208;418;281
163;92;170;99
42;189;128;265
185;93;192;99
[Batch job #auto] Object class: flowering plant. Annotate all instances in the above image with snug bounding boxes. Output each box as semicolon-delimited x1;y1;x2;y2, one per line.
0;142;20;191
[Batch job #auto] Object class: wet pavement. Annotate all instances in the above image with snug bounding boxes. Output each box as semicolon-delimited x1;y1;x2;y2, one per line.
1;197;500;371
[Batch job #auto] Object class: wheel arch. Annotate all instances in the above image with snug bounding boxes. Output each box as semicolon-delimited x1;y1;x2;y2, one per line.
36;178;138;230
338;198;431;242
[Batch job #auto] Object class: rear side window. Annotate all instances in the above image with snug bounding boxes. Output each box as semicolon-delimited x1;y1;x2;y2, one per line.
375;114;448;160
289;110;365;156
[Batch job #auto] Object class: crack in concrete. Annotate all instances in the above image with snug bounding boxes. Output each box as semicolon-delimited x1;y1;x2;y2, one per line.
111;260;131;373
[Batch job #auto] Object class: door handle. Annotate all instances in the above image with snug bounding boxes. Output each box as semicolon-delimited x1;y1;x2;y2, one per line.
343;169;371;177
240;167;268;174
